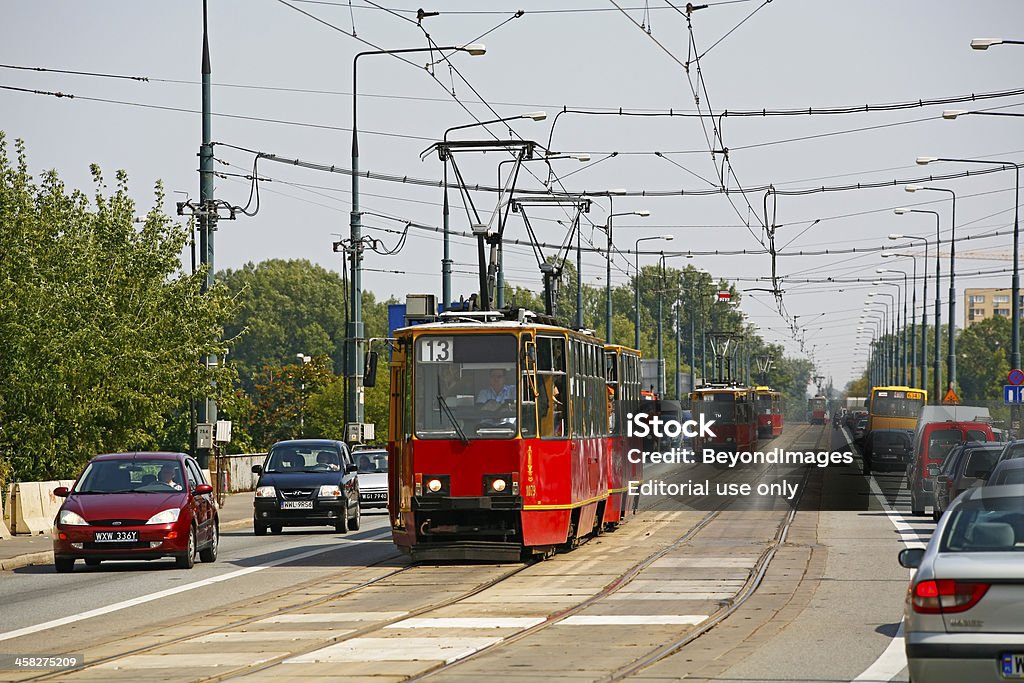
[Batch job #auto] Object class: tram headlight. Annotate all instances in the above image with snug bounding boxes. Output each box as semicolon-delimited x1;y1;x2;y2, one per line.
419;474;449;496
484;474;515;496
491;478;507;492
427;478;443;493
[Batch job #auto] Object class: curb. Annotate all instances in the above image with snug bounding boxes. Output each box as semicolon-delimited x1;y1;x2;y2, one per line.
1;517;254;573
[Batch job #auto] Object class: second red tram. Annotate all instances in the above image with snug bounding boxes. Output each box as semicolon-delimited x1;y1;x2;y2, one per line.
808;395;827;425
602;345;642;530
690;385;758;454
386;311;642;561
754;386;783;438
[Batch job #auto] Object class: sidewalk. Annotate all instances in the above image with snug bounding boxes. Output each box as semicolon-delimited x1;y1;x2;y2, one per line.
0;491;255;572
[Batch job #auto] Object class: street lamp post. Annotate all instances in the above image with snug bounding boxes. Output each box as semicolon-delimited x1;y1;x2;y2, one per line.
875;276;906;385
895;208;942;402
600;204;649;342
881;253;918;387
868;295;894;383
906;181;958;397
296;353;311;437
351;43;484;435
633;235;673;351
916;158;1022;383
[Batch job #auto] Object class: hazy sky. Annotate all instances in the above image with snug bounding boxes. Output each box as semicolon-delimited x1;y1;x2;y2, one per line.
4;0;1023;388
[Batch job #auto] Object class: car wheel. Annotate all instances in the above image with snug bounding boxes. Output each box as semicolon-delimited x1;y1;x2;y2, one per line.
54;558;74;573
911;489;924;517
270;524;283;534
176;526;196;569
254;520;267;536
84;558;101;567
349;501;361;531
335;508;349;534
199;523;218;563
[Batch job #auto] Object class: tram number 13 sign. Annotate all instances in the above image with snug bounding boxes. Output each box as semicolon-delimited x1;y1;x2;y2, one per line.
419;337;453;363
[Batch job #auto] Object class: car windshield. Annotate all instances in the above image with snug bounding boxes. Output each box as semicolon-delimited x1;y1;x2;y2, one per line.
941;495;1024;552
874;431;911;448
355;451;388;474
74;459;185;493
265;445;342;473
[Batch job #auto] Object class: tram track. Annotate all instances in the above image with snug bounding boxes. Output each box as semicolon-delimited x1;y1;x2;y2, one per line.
405;422;823;683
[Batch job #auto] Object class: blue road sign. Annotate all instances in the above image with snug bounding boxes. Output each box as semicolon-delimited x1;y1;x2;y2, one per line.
1010;369;1024;386
1006;385;1024;405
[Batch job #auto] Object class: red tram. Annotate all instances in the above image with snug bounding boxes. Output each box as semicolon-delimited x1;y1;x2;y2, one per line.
690;384;758;454
808;395;827;425
602;345;642;530
385;310;642;561
754;386;783;438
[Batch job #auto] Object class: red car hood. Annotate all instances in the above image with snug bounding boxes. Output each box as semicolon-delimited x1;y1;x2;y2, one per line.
65;492;186;522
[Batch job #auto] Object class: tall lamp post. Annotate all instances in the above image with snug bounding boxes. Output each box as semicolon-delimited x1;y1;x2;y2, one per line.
600;205;650;342
895;209;942;402
906;179;958;396
874;278;905;385
351;43;485;436
868;295;894;383
860;314;884;384
633;235;673;351
881;253;918;386
916;157;1022;382
296;353;311;437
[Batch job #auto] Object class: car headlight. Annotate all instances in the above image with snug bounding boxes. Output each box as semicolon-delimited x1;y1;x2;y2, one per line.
318;485;342;497
146;508;181;525
58;509;89;526
255;486;276;498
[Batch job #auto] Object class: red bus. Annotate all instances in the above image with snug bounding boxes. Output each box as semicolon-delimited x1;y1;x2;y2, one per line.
808;395;827;424
384;311;638;562
690;385;758;454
755;386;784;438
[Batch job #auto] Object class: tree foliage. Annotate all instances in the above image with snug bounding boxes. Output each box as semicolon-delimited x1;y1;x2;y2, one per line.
0;134;236;482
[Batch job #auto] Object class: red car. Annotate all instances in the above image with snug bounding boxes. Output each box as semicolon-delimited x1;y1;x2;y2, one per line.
52;452;218;572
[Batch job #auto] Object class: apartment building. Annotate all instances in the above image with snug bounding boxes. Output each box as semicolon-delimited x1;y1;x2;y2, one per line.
964;287;1024;327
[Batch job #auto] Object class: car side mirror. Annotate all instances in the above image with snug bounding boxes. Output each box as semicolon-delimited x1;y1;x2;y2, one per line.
251;464;263;475
53;486;69;498
927;464;942;477
363;350;379;388
898;547;924;569
194;484;213;495
347;463;359;473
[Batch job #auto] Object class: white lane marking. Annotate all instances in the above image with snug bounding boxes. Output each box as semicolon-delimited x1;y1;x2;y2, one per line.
386;617;545;629
0;533;390;643
849;462;925;682
283;636;503;664
255;611;408;624
560;615;708;626
95;653;280;670
190;630;349;642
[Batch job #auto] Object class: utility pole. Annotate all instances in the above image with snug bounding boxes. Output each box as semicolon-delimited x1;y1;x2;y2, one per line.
197;0;217;469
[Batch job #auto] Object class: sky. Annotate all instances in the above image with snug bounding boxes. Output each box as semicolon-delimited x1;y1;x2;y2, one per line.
4;0;1023;390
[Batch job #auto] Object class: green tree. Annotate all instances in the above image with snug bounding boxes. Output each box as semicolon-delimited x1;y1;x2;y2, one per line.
0;134;236;482
957;316;1011;402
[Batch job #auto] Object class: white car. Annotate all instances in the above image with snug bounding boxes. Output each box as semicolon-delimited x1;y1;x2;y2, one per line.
898;484;1024;682
354;448;388;510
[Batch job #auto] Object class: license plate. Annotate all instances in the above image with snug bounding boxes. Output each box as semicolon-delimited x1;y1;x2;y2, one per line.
362;492;387;501
94;530;139;543
1003;654;1024;678
280;500;313;510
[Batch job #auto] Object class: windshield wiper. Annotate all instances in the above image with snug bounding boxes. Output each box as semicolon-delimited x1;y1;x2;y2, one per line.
437;387;469;445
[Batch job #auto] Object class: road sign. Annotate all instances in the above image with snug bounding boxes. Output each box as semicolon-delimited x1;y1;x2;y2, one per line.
716;291;731;302
1009;369;1024;386
942;388;960;405
1005;385;1024;405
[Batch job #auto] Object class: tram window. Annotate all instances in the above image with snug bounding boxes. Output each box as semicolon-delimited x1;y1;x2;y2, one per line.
538;336;567;439
521;335;538;439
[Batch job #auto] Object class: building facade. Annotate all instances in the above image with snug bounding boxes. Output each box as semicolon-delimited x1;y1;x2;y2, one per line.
964;287;1024;328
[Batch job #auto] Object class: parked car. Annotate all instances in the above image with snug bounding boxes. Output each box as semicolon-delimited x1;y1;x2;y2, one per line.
353;447;389;510
992;438;1024;469
52;452;218;572
861;428;913;474
987;458;1024;487
846;409;867;430
931;442;1003;522
252;439;360;534
908;406;995;516
898;484;1024;682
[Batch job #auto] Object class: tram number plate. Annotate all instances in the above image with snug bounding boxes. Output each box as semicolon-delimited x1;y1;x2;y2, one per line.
94;530;138;543
280;501;313;510
1003;654;1024;678
419;337;453;363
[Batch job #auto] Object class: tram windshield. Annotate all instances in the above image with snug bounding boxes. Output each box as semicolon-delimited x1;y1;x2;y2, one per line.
693;393;741;421
414;334;519;440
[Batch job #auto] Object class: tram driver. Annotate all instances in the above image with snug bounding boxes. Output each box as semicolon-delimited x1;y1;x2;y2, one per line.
477;368;516;412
